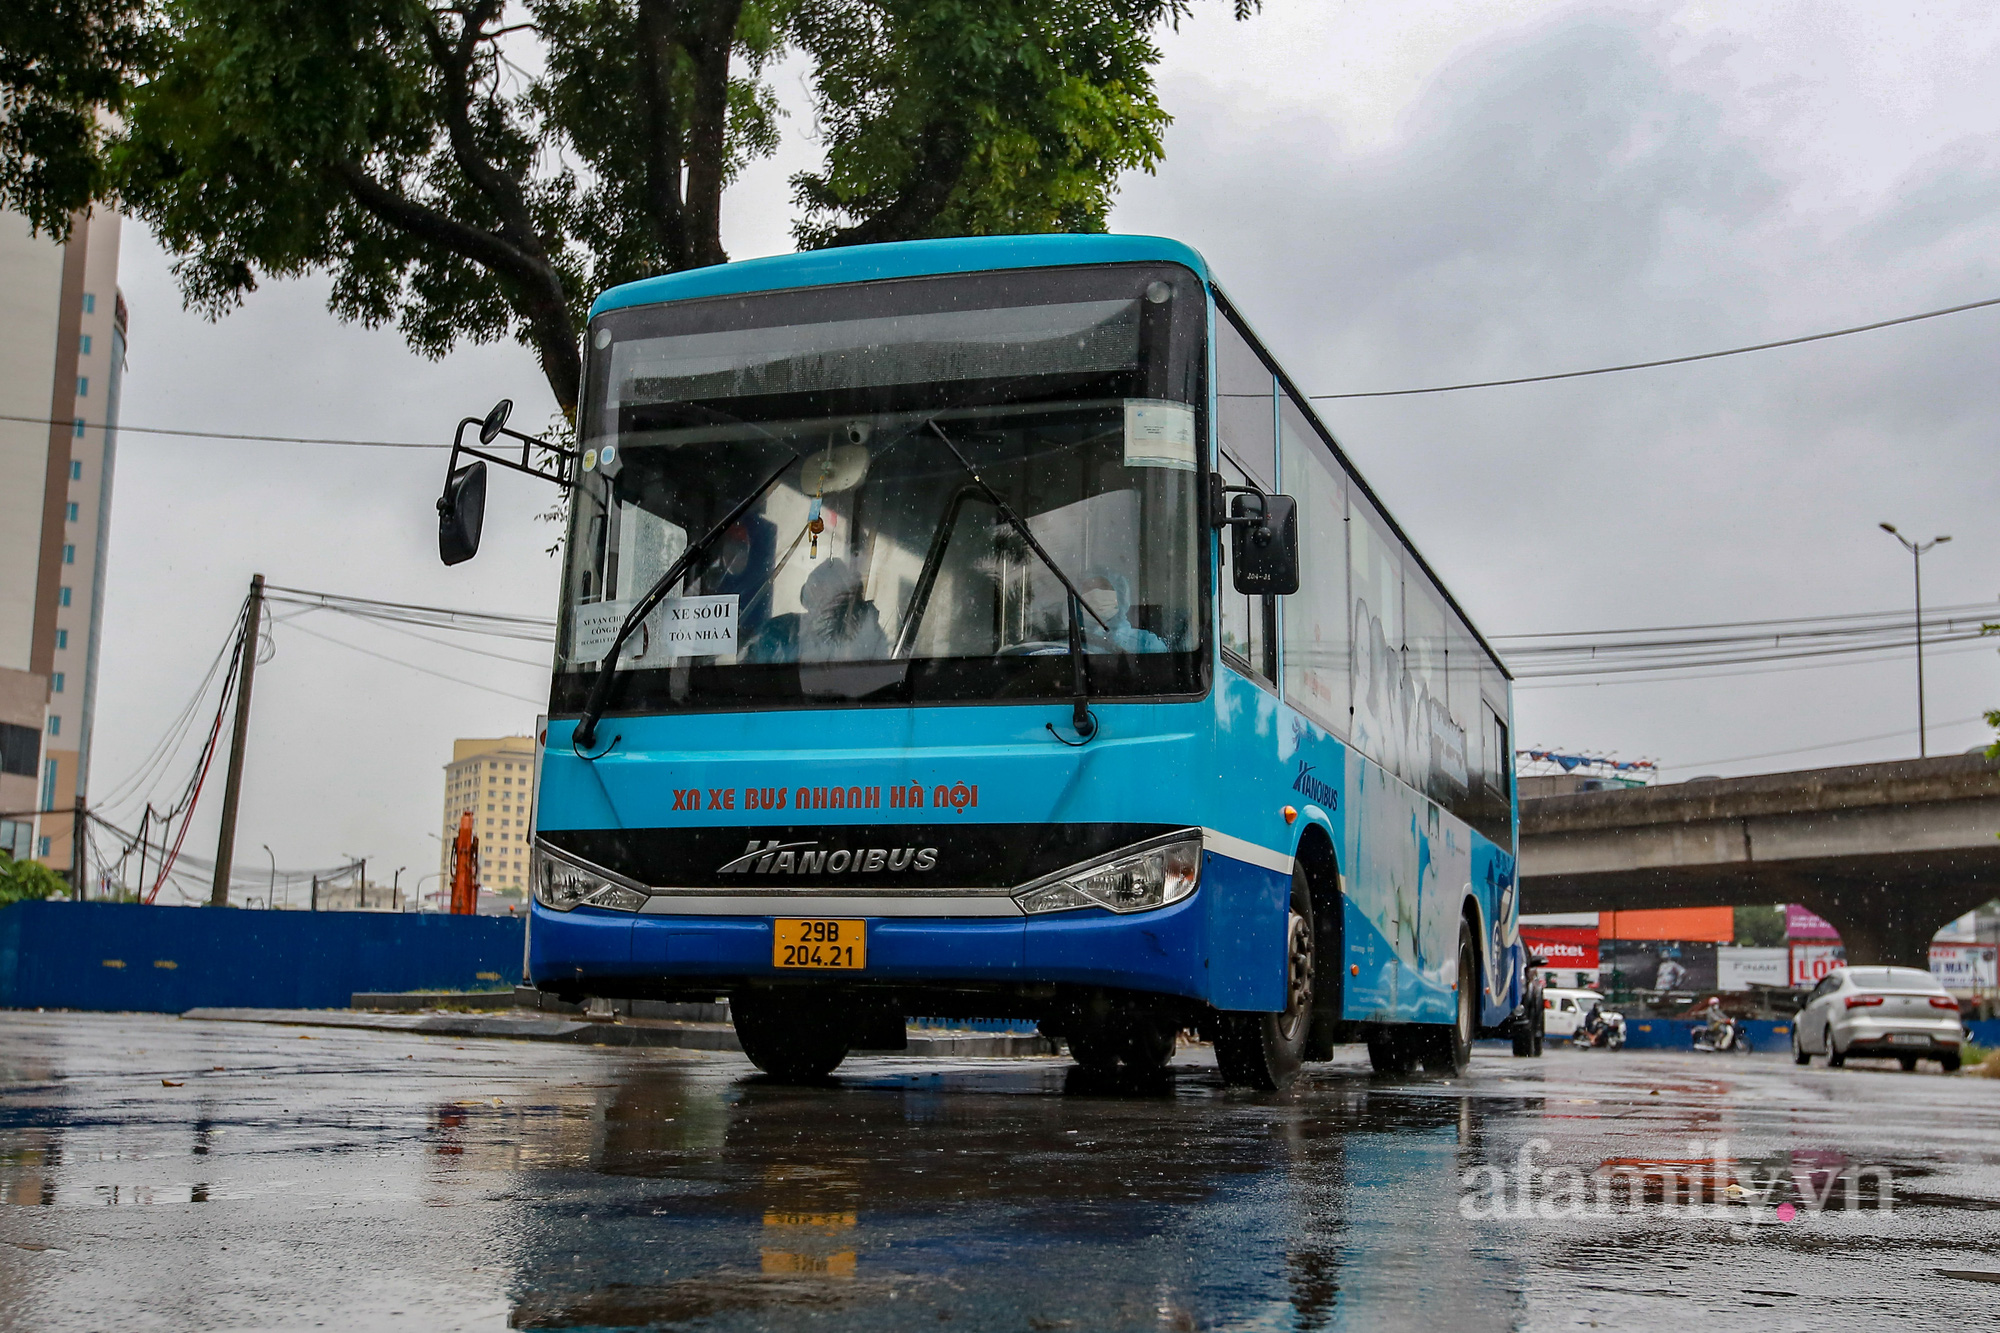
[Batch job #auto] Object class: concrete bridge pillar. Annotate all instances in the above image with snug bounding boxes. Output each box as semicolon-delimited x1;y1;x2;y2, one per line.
1796;882;1992;969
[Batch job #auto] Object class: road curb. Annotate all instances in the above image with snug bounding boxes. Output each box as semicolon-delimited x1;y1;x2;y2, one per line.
180;1007;1054;1057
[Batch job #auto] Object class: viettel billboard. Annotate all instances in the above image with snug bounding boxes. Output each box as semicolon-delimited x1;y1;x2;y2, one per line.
1522;925;1598;969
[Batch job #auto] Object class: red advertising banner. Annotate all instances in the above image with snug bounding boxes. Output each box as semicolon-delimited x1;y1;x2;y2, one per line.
1522;925;1599;970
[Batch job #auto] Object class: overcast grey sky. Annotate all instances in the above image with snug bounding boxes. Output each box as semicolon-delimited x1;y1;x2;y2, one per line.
92;0;2000;899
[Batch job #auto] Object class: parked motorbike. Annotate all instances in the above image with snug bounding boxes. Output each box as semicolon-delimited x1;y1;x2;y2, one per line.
1571;1009;1626;1050
1692;1016;1753;1054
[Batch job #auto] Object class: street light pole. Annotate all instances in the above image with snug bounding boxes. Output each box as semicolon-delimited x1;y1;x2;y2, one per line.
262;843;275;910
1879;523;1952;757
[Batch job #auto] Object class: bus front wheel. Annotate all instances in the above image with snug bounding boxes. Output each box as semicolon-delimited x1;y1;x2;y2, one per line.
1214;883;1314;1090
731;990;851;1082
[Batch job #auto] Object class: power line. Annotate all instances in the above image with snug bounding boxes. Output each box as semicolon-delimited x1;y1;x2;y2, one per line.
1491;598;2000;642
1514;634;1997;690
1510;624;1995;679
298;606;555;668
280;620;548;705
1498;600;1999;678
1670;714;1992;771
263;585;555;639
1308;293;2000;399
0;410;446;450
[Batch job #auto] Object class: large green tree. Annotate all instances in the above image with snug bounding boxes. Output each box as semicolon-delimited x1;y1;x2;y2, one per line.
0;0;1251;414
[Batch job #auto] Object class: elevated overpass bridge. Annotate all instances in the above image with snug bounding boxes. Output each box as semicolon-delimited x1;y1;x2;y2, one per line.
1518;753;2000;966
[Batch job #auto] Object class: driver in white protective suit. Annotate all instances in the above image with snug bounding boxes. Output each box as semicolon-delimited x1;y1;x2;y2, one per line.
1077;568;1167;655
797;557;888;662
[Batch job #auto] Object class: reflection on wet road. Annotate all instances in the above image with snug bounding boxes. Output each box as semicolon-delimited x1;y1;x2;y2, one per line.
4;1013;1999;1330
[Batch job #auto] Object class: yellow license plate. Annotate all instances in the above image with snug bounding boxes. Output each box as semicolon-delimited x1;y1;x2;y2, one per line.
772;918;865;970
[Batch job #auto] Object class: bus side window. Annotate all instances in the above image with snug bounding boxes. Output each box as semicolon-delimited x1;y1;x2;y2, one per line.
1214;306;1275;491
1474;701;1511;845
1277;390;1348;733
1347;492;1404;779
1216;453;1274;685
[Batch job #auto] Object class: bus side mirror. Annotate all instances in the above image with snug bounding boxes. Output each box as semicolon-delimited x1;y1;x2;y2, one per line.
1230;492;1299;595
438;460;488;566
479;398;512;444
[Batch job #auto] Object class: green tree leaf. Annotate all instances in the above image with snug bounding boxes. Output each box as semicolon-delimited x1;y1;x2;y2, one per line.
0;851;69;906
1;0;1254;413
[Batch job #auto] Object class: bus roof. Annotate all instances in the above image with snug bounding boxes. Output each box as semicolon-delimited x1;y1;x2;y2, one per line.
588;233;1211;319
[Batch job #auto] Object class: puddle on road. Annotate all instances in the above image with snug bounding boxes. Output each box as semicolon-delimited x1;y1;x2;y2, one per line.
7;1021;2000;1330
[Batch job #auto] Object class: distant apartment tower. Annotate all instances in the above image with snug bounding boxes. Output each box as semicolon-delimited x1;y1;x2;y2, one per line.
441;736;537;895
0;208;125;878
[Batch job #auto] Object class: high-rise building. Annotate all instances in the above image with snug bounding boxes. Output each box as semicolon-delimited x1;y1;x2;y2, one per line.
0;207;125;880
440;736;537;896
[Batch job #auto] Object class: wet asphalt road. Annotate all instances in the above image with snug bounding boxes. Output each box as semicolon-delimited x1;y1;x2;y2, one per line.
3;1013;1999;1331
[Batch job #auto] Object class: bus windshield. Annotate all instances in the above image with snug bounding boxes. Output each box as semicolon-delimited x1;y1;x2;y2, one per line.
551;263;1208;715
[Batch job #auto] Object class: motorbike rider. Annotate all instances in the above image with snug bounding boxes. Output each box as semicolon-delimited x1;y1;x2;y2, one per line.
1702;996;1731;1048
1580;1002;1609;1045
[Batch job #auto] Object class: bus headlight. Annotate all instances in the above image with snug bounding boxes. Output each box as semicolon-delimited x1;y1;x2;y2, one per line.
1015;838;1202;915
533;849;649;913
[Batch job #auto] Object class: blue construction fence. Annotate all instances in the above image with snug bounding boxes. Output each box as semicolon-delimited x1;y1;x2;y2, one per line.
1611;1017;2000;1053
0;901;525;1012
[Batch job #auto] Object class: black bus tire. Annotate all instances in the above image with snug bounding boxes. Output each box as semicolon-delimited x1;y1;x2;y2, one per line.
1368;1029;1416;1073
1511;992;1545;1058
1415;924;1476;1075
1065;1027;1121;1075
731;990;851;1081
1121;1015;1180;1072
1214;874;1315;1090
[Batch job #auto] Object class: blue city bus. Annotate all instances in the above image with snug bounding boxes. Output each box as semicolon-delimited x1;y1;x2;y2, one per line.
433;233;1525;1087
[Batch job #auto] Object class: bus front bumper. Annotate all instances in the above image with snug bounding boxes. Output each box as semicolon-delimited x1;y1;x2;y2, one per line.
527;890;1211;1006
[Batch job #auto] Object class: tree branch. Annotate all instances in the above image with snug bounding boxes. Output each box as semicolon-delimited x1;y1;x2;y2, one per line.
679;0;743;268
419;1;550;265
333;160;580;411
633;0;691;269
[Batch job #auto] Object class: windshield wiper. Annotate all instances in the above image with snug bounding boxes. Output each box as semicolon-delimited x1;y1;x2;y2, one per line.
571;450;800;752
925;419;1107;744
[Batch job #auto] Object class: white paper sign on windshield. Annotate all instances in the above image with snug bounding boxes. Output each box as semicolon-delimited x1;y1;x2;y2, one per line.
572;594;739;663
660;594;737;658
1123;399;1196;471
571;600;631;665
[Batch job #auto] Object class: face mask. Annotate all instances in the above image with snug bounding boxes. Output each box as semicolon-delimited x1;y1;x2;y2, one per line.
1082;589;1120;622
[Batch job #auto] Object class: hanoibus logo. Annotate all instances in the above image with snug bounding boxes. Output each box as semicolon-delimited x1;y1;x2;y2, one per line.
717;839;939;875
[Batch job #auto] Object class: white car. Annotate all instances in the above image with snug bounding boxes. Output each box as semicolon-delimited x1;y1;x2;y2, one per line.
1541;987;1606;1039
1792;966;1964;1072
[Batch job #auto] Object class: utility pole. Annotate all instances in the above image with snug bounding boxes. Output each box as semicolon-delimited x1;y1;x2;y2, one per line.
210;574;265;906
1878;526;1951;757
70;796;86;899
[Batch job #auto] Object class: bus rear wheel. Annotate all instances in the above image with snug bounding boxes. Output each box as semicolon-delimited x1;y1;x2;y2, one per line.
1414;925;1476;1075
1367;1029;1416;1073
731;990;851;1081
1214;884;1314;1090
